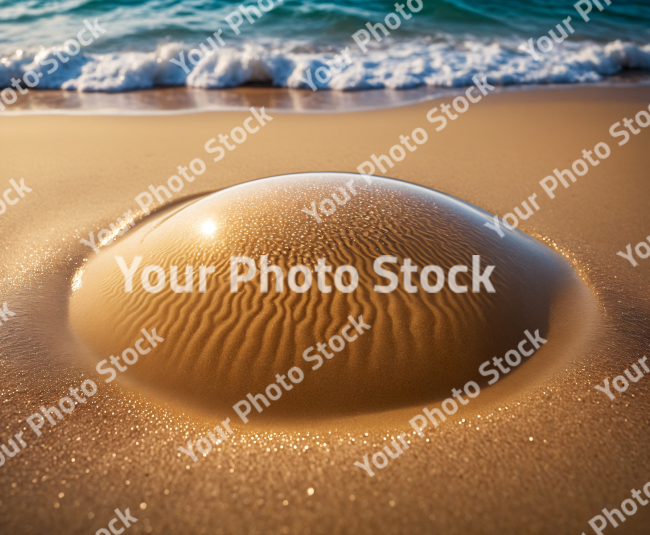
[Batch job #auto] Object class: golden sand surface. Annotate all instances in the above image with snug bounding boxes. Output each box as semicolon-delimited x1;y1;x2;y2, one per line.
0;86;649;534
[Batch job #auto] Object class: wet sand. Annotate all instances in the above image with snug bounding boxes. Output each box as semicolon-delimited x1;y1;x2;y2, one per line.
0;86;649;534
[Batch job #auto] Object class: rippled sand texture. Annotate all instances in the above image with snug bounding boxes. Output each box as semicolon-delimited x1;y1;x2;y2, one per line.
71;174;581;418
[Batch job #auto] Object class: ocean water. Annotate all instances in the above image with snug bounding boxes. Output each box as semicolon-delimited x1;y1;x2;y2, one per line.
0;0;649;92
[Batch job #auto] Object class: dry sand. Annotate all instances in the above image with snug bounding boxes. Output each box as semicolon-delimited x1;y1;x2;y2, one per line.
0;85;649;535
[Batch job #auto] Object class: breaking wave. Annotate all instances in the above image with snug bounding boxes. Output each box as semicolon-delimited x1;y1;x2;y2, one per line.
1;37;649;93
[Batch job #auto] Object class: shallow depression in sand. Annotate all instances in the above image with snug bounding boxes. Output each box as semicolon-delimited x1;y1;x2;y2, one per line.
69;173;586;420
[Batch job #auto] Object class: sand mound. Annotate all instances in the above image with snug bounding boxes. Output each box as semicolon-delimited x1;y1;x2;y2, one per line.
69;173;586;419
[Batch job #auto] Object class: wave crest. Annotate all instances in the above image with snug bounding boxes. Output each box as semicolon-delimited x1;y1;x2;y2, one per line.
1;38;649;93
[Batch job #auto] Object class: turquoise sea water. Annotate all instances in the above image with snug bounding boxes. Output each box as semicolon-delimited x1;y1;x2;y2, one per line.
0;0;649;91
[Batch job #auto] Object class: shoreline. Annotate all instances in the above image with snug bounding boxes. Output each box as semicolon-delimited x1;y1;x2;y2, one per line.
1;76;649;116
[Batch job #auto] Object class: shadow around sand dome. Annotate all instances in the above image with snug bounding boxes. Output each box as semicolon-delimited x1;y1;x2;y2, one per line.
69;173;584;420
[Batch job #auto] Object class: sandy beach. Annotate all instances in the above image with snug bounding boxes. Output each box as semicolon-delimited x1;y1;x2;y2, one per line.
0;85;649;534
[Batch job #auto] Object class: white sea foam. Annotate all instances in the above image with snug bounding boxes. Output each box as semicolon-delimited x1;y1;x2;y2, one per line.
1;38;649;92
